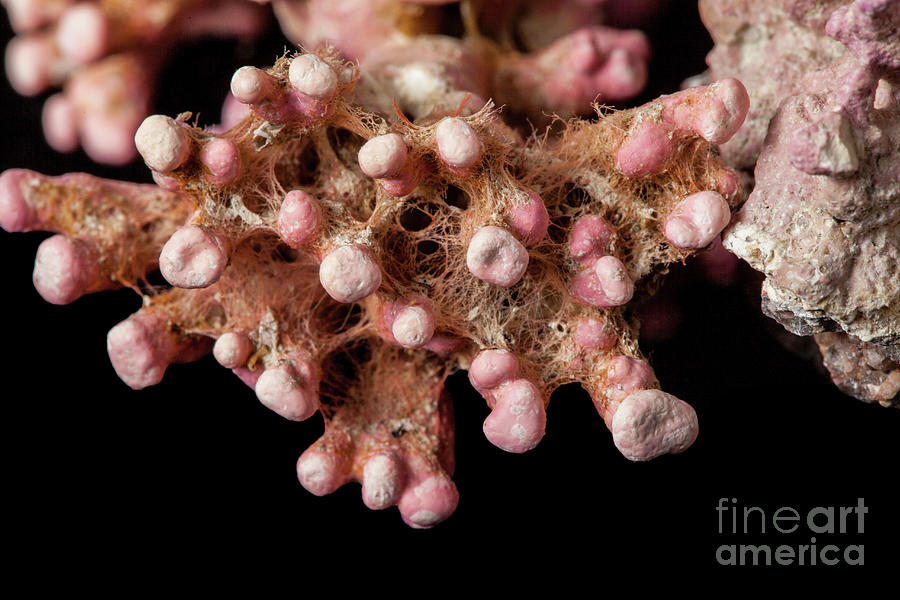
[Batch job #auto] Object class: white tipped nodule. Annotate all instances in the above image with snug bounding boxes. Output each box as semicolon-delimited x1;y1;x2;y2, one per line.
296;449;345;496
392;305;435;349
571;255;634;307
213;332;253;369
468;349;519;392
159;225;228;289
398;475;459;529
466;225;529;287
483;379;546;453
230;66;270;105
256;364;319;421
664;191;731;249
278;189;319;248
362;454;406;510
358;134;408;179
611;389;699;461
134;115;191;173
319;245;382;303
106;314;168;390
289;54;337;101
435;117;482;170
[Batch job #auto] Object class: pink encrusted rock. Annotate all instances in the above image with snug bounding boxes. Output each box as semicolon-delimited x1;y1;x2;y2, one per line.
722;0;900;406
698;0;849;169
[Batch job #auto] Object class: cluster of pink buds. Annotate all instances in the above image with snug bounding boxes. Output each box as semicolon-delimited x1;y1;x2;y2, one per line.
0;13;752;524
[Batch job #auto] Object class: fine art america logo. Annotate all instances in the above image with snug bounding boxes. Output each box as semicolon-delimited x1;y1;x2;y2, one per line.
715;498;867;566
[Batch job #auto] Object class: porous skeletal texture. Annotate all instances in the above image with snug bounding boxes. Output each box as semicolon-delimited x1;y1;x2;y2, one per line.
2;0;268;164
1;42;749;526
712;0;900;407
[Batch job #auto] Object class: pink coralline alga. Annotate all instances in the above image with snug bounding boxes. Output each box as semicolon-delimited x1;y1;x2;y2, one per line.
0;28;750;525
710;0;900;406
3;0;658;166
2;0;269;164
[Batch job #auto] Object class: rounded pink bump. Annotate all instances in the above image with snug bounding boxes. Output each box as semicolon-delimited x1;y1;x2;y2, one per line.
606;355;656;406
0;169;34;233
134;115;191;173
213;333;253;369
699;78;750;144
466;225;529;287
256;364;319;421
572;255;634;307
398;475;459;529
575;318;617;351
593;255;634;305
200;138;241;185
230;66;270;105
159;225;228;289
507;188;549;246
611;390;699;461
319;245;382;303
569;214;614;261
289;54;338;101
468;349;519;392
392;305;435;349
296;449;345;496
435;117;483;170
361;454;406;510
664;191;731;249
56;3;108;64
277;190;320;248
32;234;87;305
615;121;674;177
424;334;466;354
80;113;139;166
42;94;78;153
5;35;52;96
219;93;251;130
358;134;408;179
106;315;168;390
483;379;546;453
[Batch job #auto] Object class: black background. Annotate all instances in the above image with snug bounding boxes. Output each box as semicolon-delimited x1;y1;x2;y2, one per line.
1;0;896;580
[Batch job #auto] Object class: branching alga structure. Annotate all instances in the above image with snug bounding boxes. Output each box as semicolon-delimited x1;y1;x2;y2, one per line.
1;7;752;525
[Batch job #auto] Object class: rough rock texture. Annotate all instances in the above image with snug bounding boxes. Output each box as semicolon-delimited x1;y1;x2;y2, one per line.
0;35;749;526
707;0;899;406
699;0;848;169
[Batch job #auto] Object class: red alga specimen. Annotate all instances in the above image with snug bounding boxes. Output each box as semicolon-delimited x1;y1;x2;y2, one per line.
1;27;749;526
